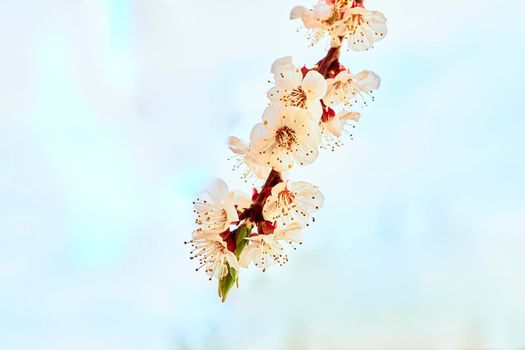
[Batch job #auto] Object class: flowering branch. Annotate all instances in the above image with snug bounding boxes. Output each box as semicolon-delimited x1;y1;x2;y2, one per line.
186;0;387;302
317;46;341;77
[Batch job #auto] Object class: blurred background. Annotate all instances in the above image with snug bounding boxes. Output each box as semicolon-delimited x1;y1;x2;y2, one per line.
1;0;525;349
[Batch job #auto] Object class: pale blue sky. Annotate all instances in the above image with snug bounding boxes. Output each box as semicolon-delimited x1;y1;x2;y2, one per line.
1;0;524;349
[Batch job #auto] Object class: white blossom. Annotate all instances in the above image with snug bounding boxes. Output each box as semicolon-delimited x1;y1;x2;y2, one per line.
239;234;287;271
291;0;346;47
324;69;380;108
268;59;327;119
239;224;304;271
250;105;322;172
333;6;387;51
186;233;240;280
271;56;295;83
274;223;305;244
263;180;324;227
321;111;360;150
227;136;271;181
193;178;250;237
291;1;387;50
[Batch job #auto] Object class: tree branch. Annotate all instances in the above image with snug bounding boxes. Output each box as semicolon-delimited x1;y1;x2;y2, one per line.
237;44;343;226
317;46;341;77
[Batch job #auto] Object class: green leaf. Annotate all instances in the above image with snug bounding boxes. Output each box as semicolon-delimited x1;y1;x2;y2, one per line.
234;221;253;259
218;265;238;303
218;220;253;302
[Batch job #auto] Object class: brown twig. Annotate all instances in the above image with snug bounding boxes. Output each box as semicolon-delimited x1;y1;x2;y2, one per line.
238;169;281;223
317;46;341;77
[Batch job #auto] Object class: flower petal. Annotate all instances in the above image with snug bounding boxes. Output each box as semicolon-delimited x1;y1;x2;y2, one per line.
270;149;295;172
290;6;307;20
324;118;344;137
206;178;229;205
227;136;249;155
275;223;304;243
351;70;381;91
293;144;319;166
305;100;323;120
339;111;361;122
271;56;293;74
239;244;257;268
232;190;252;211
302;70;328;100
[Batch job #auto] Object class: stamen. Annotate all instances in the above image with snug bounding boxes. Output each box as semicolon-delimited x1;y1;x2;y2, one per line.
275;126;298;150
280;87;308;108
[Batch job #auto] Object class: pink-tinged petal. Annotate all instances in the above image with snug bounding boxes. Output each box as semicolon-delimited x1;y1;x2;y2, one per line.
271;56;293;75
262;184;282;221
271;56;292;71
249;122;270;150
324;118;344;137
239;244;257;268
267;85;283;102
270;150;295;172
352;70;381;91
270;181;287;198
285;106;313;126
290;6;307;20
227;136;249;155
313;3;334;20
275;224;304;243
344;6;366;19
245;155;271;180
290;181;325;211
306;100;323;120
303;118;322;142
232;190;252;211
339;111;361;122
293;144;319;166
192;230;221;241
282;66;303;87
334;70;352;82
206;178;229;205
367;10;387;38
302;70;328;100
223;192;240;224
261;105;287;130
300;11;320;29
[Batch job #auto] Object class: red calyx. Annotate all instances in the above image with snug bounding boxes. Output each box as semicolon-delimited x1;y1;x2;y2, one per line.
301;65;310;78
220;229;236;252
251;188;259;202
258;221;276;235
321;101;336;122
353;0;365;8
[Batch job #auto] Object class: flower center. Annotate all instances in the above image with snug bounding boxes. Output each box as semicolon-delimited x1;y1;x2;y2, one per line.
333;80;344;90
277;189;296;208
334;0;352;13
282;87;307;108
348;14;365;35
335;78;352;94
275;126;297;150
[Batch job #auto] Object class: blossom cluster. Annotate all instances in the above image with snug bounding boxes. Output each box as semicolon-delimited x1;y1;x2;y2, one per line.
186;0;387;302
291;0;387;50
